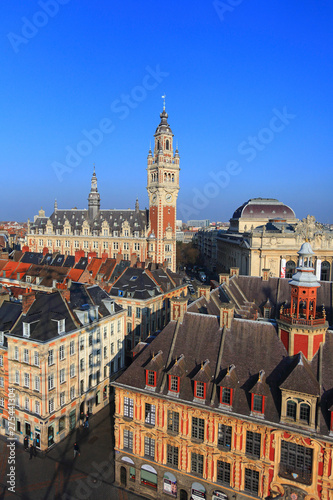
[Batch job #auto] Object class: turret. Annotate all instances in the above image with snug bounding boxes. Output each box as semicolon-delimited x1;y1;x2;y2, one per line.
278;242;328;361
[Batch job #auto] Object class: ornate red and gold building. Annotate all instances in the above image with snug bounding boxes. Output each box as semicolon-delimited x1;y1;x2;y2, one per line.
112;243;333;500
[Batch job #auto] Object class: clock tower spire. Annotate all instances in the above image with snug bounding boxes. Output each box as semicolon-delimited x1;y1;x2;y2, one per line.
147;103;180;272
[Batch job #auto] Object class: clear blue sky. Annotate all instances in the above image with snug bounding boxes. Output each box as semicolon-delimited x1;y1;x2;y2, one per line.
1;1;332;223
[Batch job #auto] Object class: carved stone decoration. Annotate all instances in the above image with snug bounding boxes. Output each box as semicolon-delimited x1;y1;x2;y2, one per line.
323;447;331;478
294;215;326;242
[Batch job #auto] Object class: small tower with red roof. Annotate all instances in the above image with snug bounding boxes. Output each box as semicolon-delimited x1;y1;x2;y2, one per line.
278;242;328;361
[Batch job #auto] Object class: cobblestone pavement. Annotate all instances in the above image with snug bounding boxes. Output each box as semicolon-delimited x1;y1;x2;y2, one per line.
0;403;146;500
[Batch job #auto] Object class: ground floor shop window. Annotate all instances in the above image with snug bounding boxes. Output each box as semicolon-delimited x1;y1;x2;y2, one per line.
140;464;157;489
59;416;66;433
129;466;135;481
48;425;55;447
69;410;76;431
191;482;206;500
163;471;177;497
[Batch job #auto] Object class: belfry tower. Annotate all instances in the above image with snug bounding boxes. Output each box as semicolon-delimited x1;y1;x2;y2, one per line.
147;102;180;272
88;167;100;220
278;242;328;361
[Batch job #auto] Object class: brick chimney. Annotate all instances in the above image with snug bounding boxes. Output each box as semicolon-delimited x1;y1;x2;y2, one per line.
197;285;211;301
75;249;85;264
229;267;239;278
116;252;124;264
22;291;36;315
262;268;270;281
219;303;235;328
130;253;137;267
101;252;108;264
88;252;97;263
219;273;229;286
56;281;71;302
170;296;188;322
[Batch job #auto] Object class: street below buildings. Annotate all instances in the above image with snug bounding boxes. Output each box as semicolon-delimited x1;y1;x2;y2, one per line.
0;403;145;500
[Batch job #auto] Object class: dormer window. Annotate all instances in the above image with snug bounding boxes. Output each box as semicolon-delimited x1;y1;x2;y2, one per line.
264;307;271;319
282;395;315;428
251;394;264;415
58;319;65;334
286;400;297;420
168;375;179;393
195;381;206;399
300;402;310;424
220;387;233;406
146;370;156;388
23;323;30;338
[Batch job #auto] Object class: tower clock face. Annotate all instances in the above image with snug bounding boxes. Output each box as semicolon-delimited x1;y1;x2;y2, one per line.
165;193;173;203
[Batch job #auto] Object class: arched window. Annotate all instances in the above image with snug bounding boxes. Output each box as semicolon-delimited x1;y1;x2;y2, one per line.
300;403;310;424
166;139;169;150
286;261;296;279
141;464;157;489
286;400;297;420
321;261;330;281
157;140;160;151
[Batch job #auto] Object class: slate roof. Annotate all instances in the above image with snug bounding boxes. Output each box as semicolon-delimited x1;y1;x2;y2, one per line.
115;314;293;425
31;208;149;234
20;252;44;264
9;283;121;342
220;275;333;326
0;301;22;332
280;352;320;396
11;291;78;342
109;267;163;300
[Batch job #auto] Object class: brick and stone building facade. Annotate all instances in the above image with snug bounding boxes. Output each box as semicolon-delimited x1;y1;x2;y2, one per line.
0;283;125;450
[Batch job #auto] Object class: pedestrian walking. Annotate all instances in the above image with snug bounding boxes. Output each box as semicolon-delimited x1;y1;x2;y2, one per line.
33;438;37;457
29;444;33;460
24;435;28;450
73;442;80;458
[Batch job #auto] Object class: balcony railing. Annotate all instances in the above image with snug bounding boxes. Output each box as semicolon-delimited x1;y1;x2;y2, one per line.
279;309;326;326
279;462;312;485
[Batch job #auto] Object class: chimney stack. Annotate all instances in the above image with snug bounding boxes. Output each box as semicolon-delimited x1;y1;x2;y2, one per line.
170;296;188;323
116;252;123;264
262;268;270;281
22;291;36;315
197;285;211;301
219;303;235;329
219;273;229;286
229;267;239;278
130;253;137;267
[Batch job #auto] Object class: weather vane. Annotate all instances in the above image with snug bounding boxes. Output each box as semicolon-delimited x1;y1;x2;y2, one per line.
161;94;166;111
